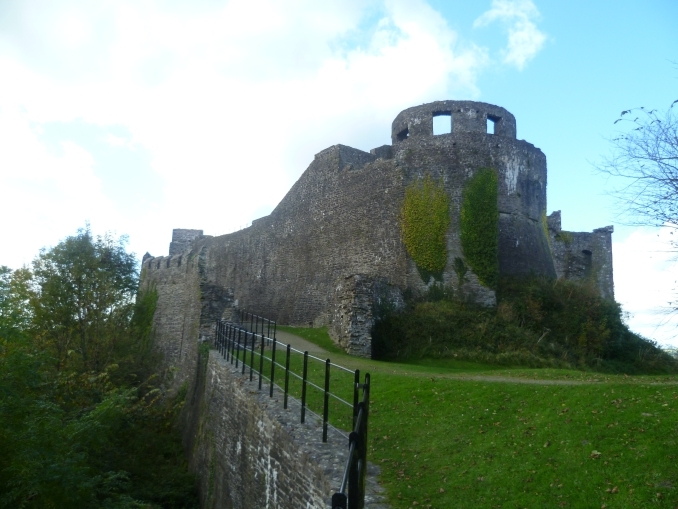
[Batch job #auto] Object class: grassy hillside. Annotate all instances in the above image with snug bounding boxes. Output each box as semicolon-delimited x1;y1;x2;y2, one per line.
283;326;678;508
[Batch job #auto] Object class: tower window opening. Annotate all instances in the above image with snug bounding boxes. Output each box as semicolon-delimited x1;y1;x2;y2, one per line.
432;112;452;135
397;128;409;141
166;259;170;268
487;114;500;134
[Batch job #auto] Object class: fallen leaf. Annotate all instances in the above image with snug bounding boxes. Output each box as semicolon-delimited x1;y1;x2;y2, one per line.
544;441;551;448
590;450;602;459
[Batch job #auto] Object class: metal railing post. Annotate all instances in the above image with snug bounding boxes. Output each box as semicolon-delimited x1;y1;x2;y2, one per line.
348;427;360;509
284;344;291;410
221;322;225;357
224;324;233;362
269;337;276;397
242;330;248;375
353;369;360;429
235;328;240;368
249;331;255;381
266;319;271;348
331;493;347;509
359;373;370;508
258;321;265;390
301;351;308;423
323;358;330;443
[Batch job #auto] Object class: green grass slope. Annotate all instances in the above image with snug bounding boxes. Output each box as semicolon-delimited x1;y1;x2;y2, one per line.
280;326;678;509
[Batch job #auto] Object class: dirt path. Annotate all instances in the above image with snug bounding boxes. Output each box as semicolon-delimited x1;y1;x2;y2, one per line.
273;330;330;356
269;330;678;386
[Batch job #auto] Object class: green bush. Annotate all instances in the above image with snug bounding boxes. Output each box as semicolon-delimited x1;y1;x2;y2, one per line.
372;276;677;374
400;174;450;281
460;168;498;288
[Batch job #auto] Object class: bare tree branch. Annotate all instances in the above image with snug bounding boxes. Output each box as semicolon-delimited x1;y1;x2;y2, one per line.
595;102;678;242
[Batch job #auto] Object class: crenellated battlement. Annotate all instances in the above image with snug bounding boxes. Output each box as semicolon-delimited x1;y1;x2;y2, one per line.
392;100;517;142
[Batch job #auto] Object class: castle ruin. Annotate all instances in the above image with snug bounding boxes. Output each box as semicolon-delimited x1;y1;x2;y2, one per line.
141;100;614;359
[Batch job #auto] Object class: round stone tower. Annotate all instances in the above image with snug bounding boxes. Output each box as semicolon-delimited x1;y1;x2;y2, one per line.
391;100;555;288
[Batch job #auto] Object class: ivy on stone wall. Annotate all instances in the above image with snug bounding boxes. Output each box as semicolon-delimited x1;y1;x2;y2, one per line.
556;231;574;245
401;174;450;281
460;168;498;289
541;212;552;252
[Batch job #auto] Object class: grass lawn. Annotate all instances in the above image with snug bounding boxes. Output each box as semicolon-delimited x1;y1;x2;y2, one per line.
275;326;678;508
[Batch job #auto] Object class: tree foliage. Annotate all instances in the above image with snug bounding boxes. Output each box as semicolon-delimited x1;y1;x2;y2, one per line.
0;228;198;508
596;101;678;236
31;227;138;372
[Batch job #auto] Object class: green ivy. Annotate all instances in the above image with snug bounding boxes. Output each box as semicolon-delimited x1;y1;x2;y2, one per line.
460;168;498;288
401;174;451;281
541;212;552;251
556;231;574;245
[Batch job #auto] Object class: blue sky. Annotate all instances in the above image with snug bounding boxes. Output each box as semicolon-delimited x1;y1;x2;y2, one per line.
0;0;676;344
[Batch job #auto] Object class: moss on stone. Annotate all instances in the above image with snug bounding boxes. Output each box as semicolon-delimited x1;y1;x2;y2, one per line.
460;168;498;289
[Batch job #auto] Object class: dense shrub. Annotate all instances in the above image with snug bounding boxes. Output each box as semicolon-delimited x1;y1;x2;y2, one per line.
373;277;677;374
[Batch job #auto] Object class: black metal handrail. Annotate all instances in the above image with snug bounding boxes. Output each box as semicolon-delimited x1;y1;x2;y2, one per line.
331;372;370;509
214;317;356;440
213;315;371;508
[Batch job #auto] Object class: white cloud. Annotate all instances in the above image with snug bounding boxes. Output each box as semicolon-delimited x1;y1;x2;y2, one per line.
0;0;494;266
0;104;117;268
474;0;547;70
613;227;678;347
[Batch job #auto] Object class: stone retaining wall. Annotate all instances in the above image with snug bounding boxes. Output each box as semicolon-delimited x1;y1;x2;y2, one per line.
181;348;387;509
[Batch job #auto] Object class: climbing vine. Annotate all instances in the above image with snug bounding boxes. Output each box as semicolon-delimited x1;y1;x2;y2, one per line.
401;174;451;281
541;211;552;252
460;168;498;288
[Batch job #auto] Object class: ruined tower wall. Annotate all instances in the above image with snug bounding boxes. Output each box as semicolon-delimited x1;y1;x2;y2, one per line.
143;144;408;355
142;100;614;359
547;211;614;299
392;100;555;290
140;255;202;388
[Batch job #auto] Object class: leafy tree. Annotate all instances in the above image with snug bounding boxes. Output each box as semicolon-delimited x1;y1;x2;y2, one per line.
31;227;138;372
0;266;33;340
0;228;198;508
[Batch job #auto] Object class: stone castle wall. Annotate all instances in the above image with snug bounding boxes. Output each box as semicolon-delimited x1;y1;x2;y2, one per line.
547;211;614;299
142;100;614;358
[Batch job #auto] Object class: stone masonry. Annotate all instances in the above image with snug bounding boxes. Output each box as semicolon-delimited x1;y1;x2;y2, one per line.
143;100;614;358
181;350;387;509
